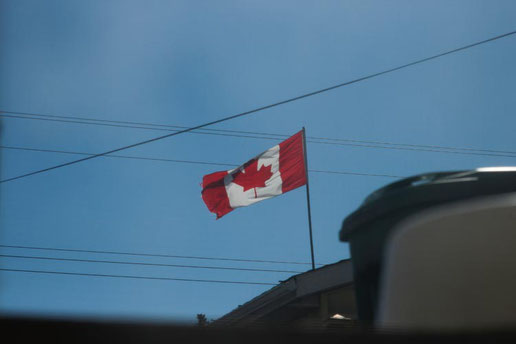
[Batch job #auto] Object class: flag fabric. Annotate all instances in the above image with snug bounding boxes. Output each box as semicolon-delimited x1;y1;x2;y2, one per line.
201;130;307;219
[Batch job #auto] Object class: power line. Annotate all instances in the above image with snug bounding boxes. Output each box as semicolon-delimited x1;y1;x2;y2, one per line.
0;254;303;273
3;110;516;158
0;244;326;266
0;268;277;286
0;145;237;168
308;139;516;159
0;110;504;154
1;29;515;184
0;145;405;179
307;168;402;178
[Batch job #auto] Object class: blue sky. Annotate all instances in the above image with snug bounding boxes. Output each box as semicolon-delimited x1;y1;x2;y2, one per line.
1;0;515;322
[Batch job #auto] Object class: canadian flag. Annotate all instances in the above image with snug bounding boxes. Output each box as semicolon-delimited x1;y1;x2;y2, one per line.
201;130;307;219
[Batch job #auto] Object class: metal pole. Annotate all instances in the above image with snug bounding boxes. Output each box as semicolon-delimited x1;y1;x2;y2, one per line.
302;127;316;270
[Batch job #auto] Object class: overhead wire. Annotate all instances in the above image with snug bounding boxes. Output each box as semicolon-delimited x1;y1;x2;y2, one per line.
0;268;277;286
0;244;326;266
2;110;516;157
0;254;304;273
1;29;515;184
0;145;405;179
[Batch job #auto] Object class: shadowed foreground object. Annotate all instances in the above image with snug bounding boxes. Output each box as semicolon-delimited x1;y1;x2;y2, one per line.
4;316;516;343
340;168;516;328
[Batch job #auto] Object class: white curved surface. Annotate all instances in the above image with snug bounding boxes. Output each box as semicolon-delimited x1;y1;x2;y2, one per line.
376;193;516;330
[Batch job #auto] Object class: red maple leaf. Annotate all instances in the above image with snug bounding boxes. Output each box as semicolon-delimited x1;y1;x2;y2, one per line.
231;158;273;198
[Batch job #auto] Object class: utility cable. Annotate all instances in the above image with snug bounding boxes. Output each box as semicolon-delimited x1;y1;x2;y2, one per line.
0;145;404;178
3;111;516;158
0;244;326;266
1;29;515;184
0;110;516;156
0;268;277;286
0;254;303;273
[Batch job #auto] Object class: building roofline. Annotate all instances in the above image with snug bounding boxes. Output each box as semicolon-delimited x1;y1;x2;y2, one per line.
213;259;353;326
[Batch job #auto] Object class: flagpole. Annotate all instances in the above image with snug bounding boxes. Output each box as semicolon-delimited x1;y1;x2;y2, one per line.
302;127;316;270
